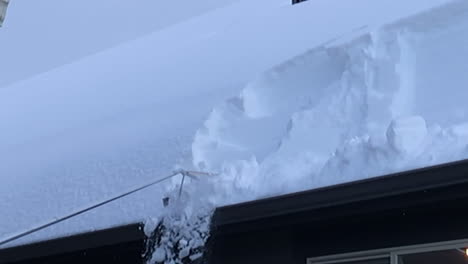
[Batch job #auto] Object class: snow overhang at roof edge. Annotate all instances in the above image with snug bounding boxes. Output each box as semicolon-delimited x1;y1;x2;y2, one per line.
213;158;468;229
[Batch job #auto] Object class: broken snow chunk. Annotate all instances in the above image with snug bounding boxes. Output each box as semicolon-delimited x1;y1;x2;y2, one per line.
190;253;203;261
152;247;166;263
450;123;468;138
178;238;188;248
144;211;212;263
179;247;191;259
386;115;427;155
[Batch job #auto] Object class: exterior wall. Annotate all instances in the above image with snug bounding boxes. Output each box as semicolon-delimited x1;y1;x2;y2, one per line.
0;0;8;26
208;227;294;264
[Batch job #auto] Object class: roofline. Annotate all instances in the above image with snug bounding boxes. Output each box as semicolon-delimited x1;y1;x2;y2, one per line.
2;160;468;262
214;159;468;227
0;223;145;263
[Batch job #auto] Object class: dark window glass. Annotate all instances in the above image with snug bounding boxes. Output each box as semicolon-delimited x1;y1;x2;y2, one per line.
324;258;390;264
399;249;468;264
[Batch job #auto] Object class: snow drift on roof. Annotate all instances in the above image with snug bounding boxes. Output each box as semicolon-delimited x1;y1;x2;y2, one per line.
193;0;468;203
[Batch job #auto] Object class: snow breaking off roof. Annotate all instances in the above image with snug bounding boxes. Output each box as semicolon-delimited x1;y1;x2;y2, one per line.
193;0;468;203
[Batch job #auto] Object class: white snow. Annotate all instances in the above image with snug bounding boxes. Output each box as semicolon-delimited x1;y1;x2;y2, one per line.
0;0;238;87
386;116;427;155
192;0;468;202
144;203;212;264
152;247;167;263
1;0;468;249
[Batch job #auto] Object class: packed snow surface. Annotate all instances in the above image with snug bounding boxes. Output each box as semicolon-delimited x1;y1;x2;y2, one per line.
195;1;468;200
1;0;468;248
0;0;238;87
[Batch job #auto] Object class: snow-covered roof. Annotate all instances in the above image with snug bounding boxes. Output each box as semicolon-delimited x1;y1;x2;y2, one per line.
0;0;238;87
1;0;467;248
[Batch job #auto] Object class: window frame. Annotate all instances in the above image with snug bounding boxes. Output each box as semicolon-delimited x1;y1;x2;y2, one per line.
307;238;468;264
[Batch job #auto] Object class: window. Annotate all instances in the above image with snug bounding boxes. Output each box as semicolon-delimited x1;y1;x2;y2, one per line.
308;240;468;264
398;249;467;264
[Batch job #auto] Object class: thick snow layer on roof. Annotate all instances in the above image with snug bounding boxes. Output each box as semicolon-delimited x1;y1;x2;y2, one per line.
195;0;468;203
195;0;468;202
0;0;465;247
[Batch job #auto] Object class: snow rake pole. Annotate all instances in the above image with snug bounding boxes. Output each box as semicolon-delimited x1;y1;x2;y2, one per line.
0;170;212;247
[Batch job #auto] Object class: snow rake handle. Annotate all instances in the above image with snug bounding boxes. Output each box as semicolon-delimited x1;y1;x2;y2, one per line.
0;170;211;247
